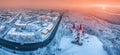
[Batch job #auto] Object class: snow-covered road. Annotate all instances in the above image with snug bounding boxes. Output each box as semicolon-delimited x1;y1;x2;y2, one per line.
58;34;108;55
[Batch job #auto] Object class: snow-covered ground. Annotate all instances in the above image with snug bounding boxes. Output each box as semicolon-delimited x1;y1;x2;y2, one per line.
62;11;120;55
0;48;17;55
0;9;120;55
58;34;108;55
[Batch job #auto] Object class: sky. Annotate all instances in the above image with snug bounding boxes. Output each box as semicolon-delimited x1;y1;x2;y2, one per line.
0;0;119;9
0;0;119;22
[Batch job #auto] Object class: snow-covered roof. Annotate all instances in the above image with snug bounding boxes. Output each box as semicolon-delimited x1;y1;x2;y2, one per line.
0;25;5;32
8;28;35;37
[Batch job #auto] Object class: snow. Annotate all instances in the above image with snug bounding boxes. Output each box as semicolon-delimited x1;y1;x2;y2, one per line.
8;28;35;36
0;25;5;32
58;34;108;55
0;48;17;55
1;9;118;55
46;23;53;32
41;23;53;35
41;29;49;35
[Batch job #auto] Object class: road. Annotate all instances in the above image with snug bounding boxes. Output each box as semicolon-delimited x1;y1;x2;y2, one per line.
0;13;63;51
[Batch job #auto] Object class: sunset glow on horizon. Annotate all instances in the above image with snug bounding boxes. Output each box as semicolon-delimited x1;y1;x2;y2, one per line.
0;0;120;14
0;0;119;8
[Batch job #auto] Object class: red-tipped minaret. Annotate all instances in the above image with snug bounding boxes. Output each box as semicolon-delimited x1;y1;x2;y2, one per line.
72;23;76;29
79;24;83;30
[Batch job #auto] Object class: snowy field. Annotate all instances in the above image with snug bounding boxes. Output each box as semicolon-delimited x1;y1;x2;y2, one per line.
0;9;120;55
58;34;108;55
